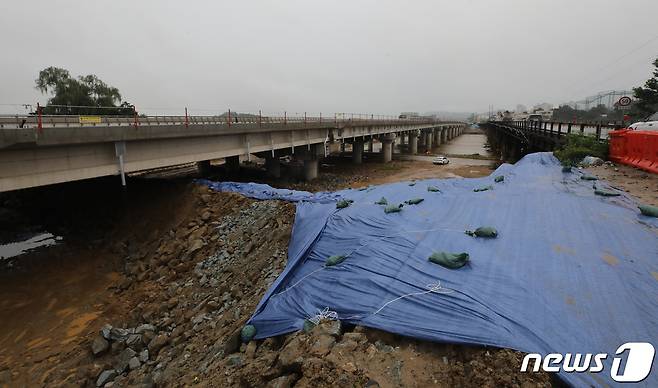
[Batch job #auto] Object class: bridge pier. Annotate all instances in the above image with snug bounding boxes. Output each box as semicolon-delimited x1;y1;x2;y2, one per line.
367;139;374;153
225;155;240;173
265;156;281;178
300;144;323;180
433;128;441;148
426;131;433;152
409;131;418;154
381;134;394;162
303;159;318;180
352;139;364;164
197;160;211;175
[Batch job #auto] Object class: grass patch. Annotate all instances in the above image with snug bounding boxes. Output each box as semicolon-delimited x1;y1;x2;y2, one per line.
554;134;608;167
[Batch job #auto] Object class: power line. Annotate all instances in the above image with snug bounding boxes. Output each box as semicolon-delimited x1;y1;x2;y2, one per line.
567;32;658;95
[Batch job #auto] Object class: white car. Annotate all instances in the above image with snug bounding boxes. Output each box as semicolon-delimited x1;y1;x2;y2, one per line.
432;156;449;165
628;121;658;131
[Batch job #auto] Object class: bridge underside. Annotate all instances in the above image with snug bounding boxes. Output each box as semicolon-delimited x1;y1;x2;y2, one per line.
483;122;564;162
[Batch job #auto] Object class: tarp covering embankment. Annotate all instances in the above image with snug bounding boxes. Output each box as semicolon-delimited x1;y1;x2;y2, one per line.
203;153;658;387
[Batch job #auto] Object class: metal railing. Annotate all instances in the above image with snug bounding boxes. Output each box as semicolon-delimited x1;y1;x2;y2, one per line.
0;111;449;130
490;120;624;141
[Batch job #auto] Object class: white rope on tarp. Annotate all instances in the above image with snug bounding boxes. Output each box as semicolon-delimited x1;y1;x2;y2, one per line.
307;307;339;325
309;282;453;323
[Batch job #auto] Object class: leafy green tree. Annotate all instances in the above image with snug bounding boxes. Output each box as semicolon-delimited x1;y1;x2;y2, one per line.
632;58;658;119
35;67;132;115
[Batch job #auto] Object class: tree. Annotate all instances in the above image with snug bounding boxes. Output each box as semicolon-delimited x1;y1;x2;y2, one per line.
632;58;658;119
35;66;132;115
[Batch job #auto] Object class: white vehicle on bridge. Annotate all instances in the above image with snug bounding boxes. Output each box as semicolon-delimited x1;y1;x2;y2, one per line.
432;156;449;165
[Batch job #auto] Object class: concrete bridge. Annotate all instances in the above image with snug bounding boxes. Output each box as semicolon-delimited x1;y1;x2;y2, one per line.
0;114;466;192
483;120;617;161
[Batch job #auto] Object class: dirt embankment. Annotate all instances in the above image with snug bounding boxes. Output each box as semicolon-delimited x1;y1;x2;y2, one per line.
586;163;658;206
0;160;559;388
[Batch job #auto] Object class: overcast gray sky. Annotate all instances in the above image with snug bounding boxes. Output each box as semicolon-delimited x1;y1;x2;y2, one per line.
1;0;657;115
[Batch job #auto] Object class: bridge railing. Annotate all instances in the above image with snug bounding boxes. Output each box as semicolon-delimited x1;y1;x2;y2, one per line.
0;113;456;130
490;120;623;140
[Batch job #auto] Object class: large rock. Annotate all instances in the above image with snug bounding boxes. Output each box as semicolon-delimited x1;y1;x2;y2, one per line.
96;369;117;387
128;356;141;371
100;324;113;340
342;332;367;344
125;334;143;350
135;324;156;334
309;334;336;357
267;374;298;388
91;336;109;356
187;239;204;256
311;320;342;338
278;336;306;370
147;334;169;356
115;348;137;374
109;327;131;341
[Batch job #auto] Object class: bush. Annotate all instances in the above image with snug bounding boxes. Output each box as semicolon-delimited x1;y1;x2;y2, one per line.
554;134;608;167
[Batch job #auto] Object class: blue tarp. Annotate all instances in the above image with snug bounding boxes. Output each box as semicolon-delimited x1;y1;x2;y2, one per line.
204;153;658;387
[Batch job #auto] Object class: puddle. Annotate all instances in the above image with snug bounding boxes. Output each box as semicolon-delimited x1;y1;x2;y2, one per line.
0;233;62;260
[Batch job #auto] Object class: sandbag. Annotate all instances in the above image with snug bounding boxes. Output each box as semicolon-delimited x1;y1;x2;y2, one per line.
427;186;441;192
241;325;257;342
325;254;347;266
404;198;424;205
428;252;470;269
465;227;498;238
336;199;353;209
303;319;316;333
375;197;388;205
638;204;658;218
581;174;598;181
594;189;620;197
473;185;493;192
494;175;504;183
384;204;403;214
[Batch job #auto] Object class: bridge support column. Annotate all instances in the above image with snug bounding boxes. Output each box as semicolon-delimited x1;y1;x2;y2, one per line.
441;129;447;144
352;139;364;164
433;128;441;148
265;156;281;178
197;160;211;175
426;131;433;152
225;155;240;173
409;131;418;154
381;134;394;163
303;159;318;180
301;144;322;181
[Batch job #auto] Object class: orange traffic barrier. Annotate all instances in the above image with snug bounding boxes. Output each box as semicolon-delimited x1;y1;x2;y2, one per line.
609;129;658;174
